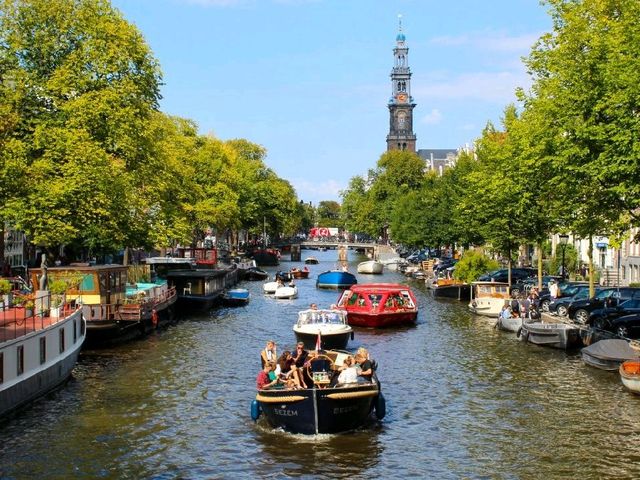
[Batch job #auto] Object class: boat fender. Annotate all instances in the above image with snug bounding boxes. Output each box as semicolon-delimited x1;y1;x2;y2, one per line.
251;400;261;421
151;309;158;328
350;331;355;340
374;393;386;420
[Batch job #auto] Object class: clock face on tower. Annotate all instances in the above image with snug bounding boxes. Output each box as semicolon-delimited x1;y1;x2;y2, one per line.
396;93;408;103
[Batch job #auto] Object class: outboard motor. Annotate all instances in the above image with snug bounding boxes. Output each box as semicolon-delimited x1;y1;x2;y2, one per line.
251;400;261;421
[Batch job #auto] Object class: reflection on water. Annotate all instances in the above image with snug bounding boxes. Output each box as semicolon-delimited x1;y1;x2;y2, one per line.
2;249;640;478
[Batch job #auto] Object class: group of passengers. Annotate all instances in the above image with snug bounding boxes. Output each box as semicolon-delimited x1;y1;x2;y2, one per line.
256;339;374;390
500;288;541;321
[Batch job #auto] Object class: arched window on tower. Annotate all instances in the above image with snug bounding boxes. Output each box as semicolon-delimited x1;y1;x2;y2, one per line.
402;143;407;150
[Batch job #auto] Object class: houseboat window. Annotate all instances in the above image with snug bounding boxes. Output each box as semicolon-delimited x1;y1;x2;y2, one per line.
99;273;108;293
369;294;382;307
0;352;3;383
79;273;95;292
40;337;46;364
17;345;24;376
59;328;65;353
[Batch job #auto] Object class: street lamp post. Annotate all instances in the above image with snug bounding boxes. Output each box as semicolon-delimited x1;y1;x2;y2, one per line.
559;234;569;279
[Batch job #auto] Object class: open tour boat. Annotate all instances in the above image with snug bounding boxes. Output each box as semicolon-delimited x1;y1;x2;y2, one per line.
336;283;418;328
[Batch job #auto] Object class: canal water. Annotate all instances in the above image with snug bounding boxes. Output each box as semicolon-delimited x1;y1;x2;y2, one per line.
2;249;640;479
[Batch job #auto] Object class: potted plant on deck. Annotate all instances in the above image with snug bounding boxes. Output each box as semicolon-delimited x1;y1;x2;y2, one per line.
49;279;67;318
0;278;12;309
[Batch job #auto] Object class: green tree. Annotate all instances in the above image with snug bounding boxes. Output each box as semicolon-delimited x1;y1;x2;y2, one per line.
316;201;341;228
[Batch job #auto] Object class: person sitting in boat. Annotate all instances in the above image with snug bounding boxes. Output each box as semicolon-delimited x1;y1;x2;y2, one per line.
256;362;280;390
337;356;358;385
260;340;277;369
292;342;310;388
500;301;512;320
277;350;303;389
354;352;373;382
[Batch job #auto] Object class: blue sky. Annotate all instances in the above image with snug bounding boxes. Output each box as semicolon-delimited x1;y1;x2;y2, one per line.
111;0;552;203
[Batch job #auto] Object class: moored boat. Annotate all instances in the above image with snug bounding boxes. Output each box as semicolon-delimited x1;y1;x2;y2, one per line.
243;266;269;281
620;360;640;394
222;288;250;306
336;283;418;328
252;349;385;434
290;267;310;279
357;260;384;274
431;278;471;301
0;304;85;418
316;270;357;289
293;309;353;350
304;256;319;265
468;282;510;317
252;248;280;266
582;339;640;371
165;269;229;312
518;322;583;350
496;314;523;333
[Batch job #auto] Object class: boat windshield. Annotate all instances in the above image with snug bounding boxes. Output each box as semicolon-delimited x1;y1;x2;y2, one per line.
297;309;346;326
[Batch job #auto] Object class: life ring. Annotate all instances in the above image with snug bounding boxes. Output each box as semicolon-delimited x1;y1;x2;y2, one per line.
151;309;158;327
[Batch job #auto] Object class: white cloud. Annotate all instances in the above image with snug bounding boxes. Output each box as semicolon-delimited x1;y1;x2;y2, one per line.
421;109;442;125
431;31;541;54
291;178;344;203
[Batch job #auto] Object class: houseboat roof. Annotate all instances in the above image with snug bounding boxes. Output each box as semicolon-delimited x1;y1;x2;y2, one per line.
165;269;228;279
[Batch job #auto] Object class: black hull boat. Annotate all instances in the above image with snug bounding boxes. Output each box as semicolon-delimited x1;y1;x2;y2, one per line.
432;283;471;301
252;249;280;266
255;382;383;434
243;267;269;281
252;350;385;434
166;269;229;312
518;322;583;350
581;339;640;371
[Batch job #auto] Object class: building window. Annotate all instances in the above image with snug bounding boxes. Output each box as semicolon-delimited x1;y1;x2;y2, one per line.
59;328;65;354
40;337;46;364
17;346;24;376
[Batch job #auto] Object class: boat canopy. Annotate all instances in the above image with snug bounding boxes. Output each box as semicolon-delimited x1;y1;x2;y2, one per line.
297;309;347;327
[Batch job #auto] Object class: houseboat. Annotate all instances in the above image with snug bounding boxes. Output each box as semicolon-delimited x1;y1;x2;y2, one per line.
31;265;176;345
1;303;85;418
165;269;229;312
336;283;418;327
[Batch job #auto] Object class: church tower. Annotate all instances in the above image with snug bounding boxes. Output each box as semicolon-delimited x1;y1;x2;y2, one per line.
386;17;416;152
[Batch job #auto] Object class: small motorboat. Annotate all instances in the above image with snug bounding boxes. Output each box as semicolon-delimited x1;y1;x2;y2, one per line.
243;266;269;281
293;309;354;350
274;284;298;299
357;260;384;274
620;359;640;394
581;339;640;371
518;322;583;350
336;283;418;328
496;314;523;333
304;257;319;265
290;266;310;279
251;349;385;434
275;271;293;282
222;288;250;306
263;280;279;294
316;270;357;289
469;282;510;317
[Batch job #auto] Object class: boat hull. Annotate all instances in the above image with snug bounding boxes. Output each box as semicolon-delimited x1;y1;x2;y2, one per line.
620;360;640;394
357;261;383;274
497;315;523;333
347;311;417;328
316;271;357;289
1;310;85;418
291;270;310;279
432;284;471;301
581;339;640;371
518;322;582;350
257;383;379;434
294;330;351;350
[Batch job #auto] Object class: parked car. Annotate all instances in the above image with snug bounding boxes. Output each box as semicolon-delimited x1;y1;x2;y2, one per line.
588;298;640;326
547;286;594;316
590;313;640;341
538;283;588;312
568;287;640;324
477;267;537;284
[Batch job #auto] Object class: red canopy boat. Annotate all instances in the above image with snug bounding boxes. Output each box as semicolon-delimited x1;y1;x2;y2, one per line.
336;283;418;327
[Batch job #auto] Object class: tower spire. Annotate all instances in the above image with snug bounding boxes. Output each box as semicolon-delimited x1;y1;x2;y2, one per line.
386;18;416;153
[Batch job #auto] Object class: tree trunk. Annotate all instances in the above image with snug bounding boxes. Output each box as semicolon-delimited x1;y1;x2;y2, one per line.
588;234;595;297
123;246;129;266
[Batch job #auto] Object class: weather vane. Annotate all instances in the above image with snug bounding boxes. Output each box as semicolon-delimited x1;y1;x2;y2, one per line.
398;13;403;32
